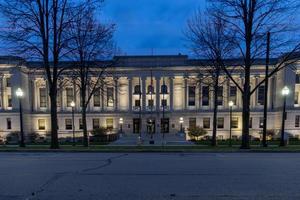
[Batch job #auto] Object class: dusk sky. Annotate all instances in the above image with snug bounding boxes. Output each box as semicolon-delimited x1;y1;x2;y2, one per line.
101;0;206;56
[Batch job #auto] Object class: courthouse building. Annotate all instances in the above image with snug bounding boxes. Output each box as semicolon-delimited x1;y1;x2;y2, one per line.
0;55;300;140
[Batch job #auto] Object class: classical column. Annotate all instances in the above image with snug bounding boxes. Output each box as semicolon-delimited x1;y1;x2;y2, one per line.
141;76;146;111
184;76;188;110
156;76;160;111
169;76;174;111
114;77;119;111
128;77;132;111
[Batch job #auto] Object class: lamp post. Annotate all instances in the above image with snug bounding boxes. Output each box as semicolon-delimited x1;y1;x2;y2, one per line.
70;101;75;146
280;86;290;146
228;101;234;147
179;117;184;133
16;88;25;147
119;117;123;134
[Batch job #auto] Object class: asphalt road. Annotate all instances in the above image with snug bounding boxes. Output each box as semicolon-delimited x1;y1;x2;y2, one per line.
0;152;300;200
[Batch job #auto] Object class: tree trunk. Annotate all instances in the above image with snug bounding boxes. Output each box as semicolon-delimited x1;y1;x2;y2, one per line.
82;107;88;147
50;86;59;149
241;73;251;149
211;70;220;146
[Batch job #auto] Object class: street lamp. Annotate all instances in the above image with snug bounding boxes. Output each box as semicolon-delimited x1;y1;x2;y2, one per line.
119;117;124;134
228;100;234;147
70;101;76;146
179;117;184;133
280;86;290;146
16;88;25;147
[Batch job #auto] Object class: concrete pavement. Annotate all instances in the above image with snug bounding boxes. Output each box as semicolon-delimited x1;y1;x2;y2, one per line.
0;153;300;200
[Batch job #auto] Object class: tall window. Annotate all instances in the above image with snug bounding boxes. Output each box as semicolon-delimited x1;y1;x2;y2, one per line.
79;119;83;130
257;86;265;105
231;117;238;128
295;115;300;127
189;118;196;129
57;91;61;107
106;118;114;130
94;90;101;107
38;119;46;130
249;117;253;129
259;117;264;128
202;86;209;106
296;74;300;84
65;119;72;130
66;88;73;107
295;92;299;105
92;119;100;129
148;99;154;107
107;87;114;107
134;85;141;94
39;88;47;108
6;77;11;87
217;86;223;106
6;118;11;130
217;118;224;129
188;86;196;106
230;86;237;105
7;95;12;107
203;118;210;129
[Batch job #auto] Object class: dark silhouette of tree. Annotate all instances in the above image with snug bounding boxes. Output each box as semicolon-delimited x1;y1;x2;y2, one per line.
185;9;235;146
209;0;300;148
67;3;115;147
0;0;90;149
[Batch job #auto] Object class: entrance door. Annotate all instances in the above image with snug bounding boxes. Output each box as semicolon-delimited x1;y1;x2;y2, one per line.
147;119;155;134
133;118;140;134
161;118;169;133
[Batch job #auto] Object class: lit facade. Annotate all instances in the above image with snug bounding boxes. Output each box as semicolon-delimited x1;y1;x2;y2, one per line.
0;55;300;140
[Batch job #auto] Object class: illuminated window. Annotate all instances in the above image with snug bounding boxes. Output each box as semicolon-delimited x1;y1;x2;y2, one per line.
230;86;237;105
257;86;265;105
94;90;100;107
217;118;224;129
38;119;46;130
107;87;114;107
203;118;210;129
106;118;113;130
231;117;238;129
92;119;100;129
39;88;47;108
65;119;72;130
66;88;74;107
188;86;196;106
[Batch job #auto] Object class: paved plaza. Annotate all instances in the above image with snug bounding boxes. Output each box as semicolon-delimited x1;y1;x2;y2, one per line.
0;152;300;200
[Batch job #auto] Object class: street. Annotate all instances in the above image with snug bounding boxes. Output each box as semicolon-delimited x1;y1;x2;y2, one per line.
0;152;300;200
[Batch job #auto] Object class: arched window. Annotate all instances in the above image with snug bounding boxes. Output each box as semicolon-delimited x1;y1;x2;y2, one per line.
161;84;168;94
134;85;141;94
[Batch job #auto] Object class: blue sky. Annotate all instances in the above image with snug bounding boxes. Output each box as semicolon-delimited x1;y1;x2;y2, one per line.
100;0;206;56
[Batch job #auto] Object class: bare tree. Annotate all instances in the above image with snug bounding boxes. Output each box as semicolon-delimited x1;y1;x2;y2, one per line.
0;0;89;149
185;9;235;146
209;0;300;148
67;3;115;147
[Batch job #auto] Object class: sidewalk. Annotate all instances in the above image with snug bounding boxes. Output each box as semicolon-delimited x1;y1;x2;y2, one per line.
109;133;193;146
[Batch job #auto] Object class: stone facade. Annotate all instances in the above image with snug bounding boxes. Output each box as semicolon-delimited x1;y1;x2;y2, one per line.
0;55;300;140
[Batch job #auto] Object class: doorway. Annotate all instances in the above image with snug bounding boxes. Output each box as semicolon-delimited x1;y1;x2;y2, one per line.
133;118;140;134
147;119;155;134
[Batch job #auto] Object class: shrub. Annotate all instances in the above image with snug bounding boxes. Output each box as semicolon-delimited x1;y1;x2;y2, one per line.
91;127;108;137
188;126;207;140
259;129;276;140
6;132;20;144
27;132;40;143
